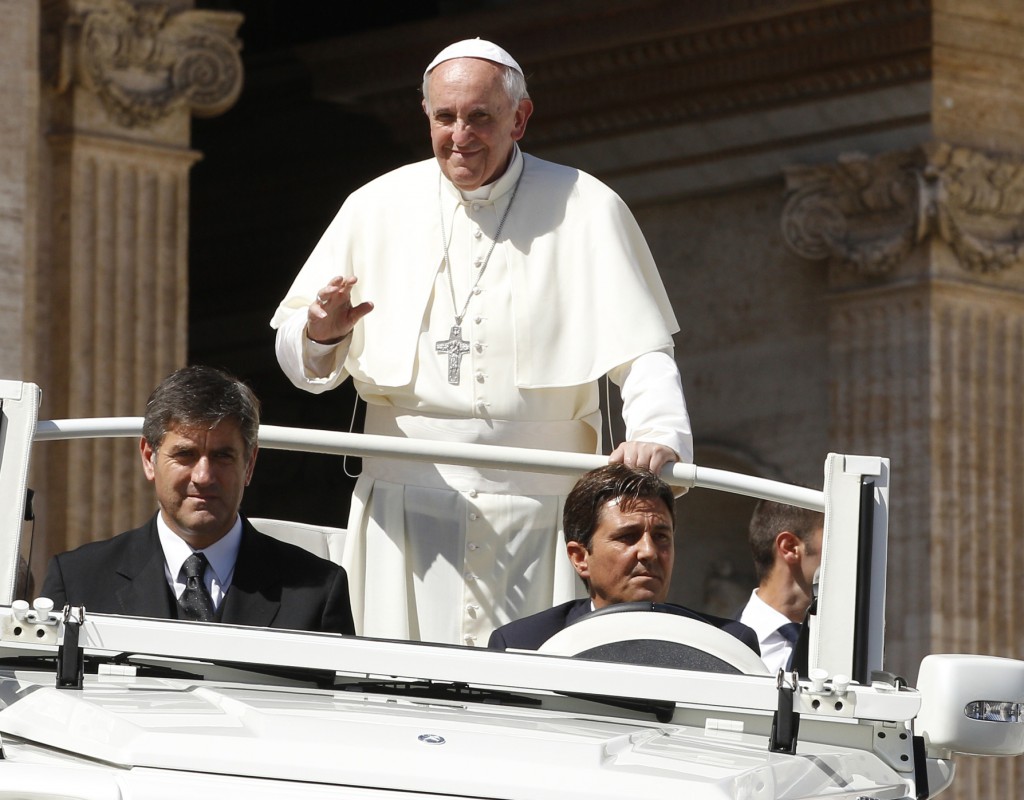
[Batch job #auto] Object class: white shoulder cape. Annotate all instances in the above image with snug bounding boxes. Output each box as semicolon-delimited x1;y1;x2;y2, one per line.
270;155;679;389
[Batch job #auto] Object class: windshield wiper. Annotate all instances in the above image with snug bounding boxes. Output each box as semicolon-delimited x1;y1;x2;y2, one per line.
337;678;541;707
336;678;673;721
0;654;58;670
555;690;675;723
117;653;338;688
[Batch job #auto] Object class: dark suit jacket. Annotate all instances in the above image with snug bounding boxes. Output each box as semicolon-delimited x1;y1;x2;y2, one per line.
488;598;760;655
41;514;355;635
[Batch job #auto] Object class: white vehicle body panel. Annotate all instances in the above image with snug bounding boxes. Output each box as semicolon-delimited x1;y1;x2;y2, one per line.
0;670;910;800
0;380;1019;799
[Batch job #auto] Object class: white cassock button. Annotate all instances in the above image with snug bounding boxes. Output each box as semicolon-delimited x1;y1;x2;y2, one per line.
464;634;476;644
474;315;483;324
473;228;482;239
467;542;479;550
469;513;479;521
467;605;478;619
474;343;483;353
473;287;481;295
465;573;477;582
474;258;483;268
469;489;478;498
475;372;485;383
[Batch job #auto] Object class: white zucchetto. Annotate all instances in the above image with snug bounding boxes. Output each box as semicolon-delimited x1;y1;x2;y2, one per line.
424;38;523;79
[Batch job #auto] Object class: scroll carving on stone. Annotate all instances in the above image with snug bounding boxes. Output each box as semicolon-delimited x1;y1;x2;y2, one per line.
925;143;1024;274
63;0;243;128
781;151;922;276
782;144;1024;275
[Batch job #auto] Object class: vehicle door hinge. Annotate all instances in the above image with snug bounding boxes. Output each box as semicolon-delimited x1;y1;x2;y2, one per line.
56;606;85;690
769;669;801;753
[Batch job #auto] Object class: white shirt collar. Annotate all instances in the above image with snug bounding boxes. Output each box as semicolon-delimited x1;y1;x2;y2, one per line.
157;513;243;608
738;588;793;641
441;144;524;204
739;589;801;674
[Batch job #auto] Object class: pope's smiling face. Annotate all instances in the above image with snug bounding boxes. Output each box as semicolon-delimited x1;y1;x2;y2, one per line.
140;420;257;549
567;496;676;608
423;57;533;191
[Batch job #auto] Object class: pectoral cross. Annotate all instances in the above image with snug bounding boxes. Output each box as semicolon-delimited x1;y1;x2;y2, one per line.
436;324;471;385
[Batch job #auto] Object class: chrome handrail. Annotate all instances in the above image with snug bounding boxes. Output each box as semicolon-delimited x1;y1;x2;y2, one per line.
33;417;824;511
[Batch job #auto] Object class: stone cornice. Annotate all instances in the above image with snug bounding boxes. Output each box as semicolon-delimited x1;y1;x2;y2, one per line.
525;0;931;147
56;0;243;128
781;143;1024;276
296;0;932;153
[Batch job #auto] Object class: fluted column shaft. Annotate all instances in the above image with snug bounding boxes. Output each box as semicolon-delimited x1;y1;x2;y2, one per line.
54;135;195;546
784;141;1024;799
32;0;241;574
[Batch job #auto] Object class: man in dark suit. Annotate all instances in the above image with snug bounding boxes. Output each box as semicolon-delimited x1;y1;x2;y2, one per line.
42;365;354;634
488;464;757;653
738;498;824;673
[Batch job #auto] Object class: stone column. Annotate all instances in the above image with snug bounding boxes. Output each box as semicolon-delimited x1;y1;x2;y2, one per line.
0;2;40;384
783;142;1024;798
31;0;242;576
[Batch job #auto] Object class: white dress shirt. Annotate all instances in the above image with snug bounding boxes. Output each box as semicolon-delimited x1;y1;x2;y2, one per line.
738;588;797;674
157;514;243;610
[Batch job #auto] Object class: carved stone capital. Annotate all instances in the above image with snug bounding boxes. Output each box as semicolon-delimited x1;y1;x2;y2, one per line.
782;150;923;276
60;0;243;128
782;143;1024;276
925;142;1024;274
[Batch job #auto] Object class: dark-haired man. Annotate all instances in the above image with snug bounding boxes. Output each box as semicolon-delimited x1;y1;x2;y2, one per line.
42;365;355;634
488;464;757;652
738;499;824;673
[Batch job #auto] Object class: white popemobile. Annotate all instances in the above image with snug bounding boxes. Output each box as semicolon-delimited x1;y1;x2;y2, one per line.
0;378;1020;799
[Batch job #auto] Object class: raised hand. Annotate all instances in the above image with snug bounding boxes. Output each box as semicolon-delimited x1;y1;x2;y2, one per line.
306;276;374;345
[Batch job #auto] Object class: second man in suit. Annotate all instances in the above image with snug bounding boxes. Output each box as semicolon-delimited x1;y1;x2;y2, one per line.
42;365;355;634
738;499;824;673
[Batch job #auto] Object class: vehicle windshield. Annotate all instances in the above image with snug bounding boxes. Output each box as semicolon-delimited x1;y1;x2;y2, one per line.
0;389;885;696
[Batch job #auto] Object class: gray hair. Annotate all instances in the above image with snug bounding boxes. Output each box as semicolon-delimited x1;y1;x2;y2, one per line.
421;61;529;112
142;365;260;459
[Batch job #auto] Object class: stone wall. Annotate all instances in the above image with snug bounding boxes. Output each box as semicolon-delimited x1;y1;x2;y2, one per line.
0;1;39;381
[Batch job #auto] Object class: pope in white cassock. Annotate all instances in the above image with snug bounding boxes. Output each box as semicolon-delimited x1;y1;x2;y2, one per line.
270;39;693;646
